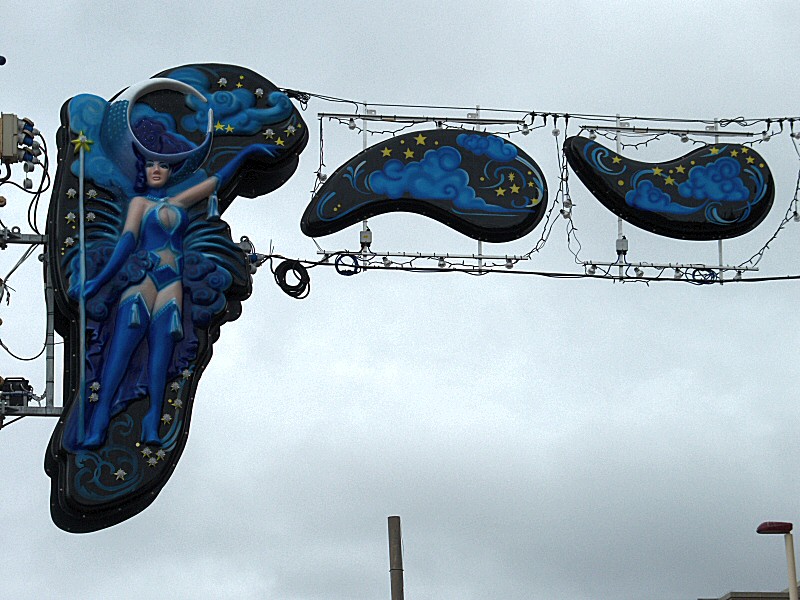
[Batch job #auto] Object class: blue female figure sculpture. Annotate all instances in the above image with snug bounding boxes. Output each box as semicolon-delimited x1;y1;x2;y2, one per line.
66;78;277;450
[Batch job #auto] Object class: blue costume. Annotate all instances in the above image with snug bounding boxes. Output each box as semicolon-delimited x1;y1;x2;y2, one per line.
78;195;190;448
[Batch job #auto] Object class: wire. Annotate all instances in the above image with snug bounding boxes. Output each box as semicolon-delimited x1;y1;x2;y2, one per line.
0;337;47;361
273;259;311;299
0;416;25;430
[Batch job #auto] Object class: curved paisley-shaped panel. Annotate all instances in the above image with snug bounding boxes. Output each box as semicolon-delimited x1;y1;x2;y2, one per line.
301;129;548;243
564;136;774;240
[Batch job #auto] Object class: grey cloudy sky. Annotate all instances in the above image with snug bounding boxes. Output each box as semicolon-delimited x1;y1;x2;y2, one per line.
2;2;800;599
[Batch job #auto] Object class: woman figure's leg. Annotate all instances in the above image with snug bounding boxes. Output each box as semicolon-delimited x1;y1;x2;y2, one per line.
141;282;183;445
83;283;156;449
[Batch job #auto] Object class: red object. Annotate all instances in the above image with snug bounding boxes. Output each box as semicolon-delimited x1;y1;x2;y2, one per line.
757;521;794;535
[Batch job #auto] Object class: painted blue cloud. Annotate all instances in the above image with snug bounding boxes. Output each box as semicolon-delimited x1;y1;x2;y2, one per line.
169;67;293;135
367;147;510;212
678;157;749;202
68;94;132;194
456;133;517;162
626;180;697;215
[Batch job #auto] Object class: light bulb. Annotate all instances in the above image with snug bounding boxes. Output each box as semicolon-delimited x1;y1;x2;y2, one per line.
587;264;596;275
588;129;597;140
634;267;644;278
521;123;530;135
733;271;742;281
348;117;356;130
681;133;689;143
673;268;681;279
382;256;391;267
552;127;560;137
505;258;513;269
437;257;446;268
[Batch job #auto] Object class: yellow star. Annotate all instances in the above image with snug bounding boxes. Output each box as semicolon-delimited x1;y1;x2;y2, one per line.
381;147;392;157
403;148;414;159
508;173;515;182
510;184;520;194
225;124;235;133
652;167;663;176
741;147;749;154
414;134;427;145
730;150;738;157
710;147;720;155
214;121;225;131
612;156;622;164
528;181;535;187
495;187;506;197
746;156;755;164
675;165;686;174
71;131;93;154
276;137;285;146
665;176;675;185
236;82;243;88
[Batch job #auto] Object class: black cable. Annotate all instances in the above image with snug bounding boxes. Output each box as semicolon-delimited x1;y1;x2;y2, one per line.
334;254;361;276
273;259;311;299
0;416;25;431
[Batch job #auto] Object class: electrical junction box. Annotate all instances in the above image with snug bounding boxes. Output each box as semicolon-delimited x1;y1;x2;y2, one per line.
0;113;19;163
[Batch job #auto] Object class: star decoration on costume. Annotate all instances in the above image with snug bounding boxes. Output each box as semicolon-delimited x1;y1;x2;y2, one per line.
710;147;720;155
255;88;264;98
155;449;166;460
495;187;506;197
665;176;676;185
141;447;152;457
285;125;296;136
414;134;427;145
508;173;515;182
87;189;97;199
66;188;77;199
88;392;98;402
731;150;739;157
147;457;158;467
510;184;520;194
71;131;93;154
263;128;274;139
403;148;414;159
746;156;755;164
217;77;228;88
113;469;127;481
612;156;622;164
675;165;686;174
652;167;663;176
90;382;100;391
64;237;75;247
181;369;191;379
173;398;183;409
170;382;180;391
215;121;225;131
381;147;392;157
225;124;235;133
65;212;76;223
276;137;285;146
161;414;173;425
86;212;96;222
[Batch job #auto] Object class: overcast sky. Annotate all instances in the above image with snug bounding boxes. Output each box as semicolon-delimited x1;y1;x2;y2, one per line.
2;2;800;599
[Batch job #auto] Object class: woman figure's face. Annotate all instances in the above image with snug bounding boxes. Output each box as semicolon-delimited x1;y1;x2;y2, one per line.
145;161;171;188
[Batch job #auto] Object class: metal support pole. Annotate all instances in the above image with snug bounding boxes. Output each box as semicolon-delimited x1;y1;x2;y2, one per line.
44;250;55;407
388;516;404;600
615;114;624;279
786;533;799;600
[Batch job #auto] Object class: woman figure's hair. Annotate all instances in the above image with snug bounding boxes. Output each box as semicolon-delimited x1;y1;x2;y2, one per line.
131;118;191;193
